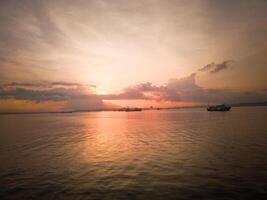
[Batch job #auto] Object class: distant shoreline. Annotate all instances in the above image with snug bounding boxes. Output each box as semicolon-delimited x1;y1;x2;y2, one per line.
0;102;267;115
0;101;267;115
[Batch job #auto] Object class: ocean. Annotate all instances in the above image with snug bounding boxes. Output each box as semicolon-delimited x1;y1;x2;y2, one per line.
0;107;267;199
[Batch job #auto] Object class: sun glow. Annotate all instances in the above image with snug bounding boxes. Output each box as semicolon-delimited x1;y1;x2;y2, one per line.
97;90;107;95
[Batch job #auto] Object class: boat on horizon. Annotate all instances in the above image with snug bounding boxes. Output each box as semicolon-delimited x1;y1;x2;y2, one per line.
118;107;142;112
207;104;231;112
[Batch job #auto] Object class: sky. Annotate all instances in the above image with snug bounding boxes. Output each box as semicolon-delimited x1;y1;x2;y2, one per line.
0;0;267;112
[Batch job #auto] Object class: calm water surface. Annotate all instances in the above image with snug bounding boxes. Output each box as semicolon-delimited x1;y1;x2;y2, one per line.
0;107;267;199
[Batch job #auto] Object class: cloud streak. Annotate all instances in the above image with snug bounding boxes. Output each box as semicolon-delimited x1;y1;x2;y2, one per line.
3;81;96;89
198;60;234;74
0;82;103;111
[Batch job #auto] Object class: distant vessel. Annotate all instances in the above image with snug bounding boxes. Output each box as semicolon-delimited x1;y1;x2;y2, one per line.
125;108;142;112
118;107;142;112
207;104;231;112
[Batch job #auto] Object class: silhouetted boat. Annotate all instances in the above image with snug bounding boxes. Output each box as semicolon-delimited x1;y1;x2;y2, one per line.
125;108;142;112
118;107;142;112
207;104;231;112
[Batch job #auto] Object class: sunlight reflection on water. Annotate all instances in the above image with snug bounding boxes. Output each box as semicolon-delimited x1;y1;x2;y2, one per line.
0;107;267;199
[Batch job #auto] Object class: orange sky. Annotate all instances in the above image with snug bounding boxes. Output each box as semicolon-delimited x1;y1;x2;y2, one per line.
0;0;267;112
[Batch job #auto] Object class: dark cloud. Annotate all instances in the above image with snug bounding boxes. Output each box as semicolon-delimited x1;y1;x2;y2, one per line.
198;60;234;73
102;76;200;102
102;82;180;102
0;86;96;102
0;82;103;110
102;72;267;104
0;87;70;102
5;82;42;87
52;82;97;88
3;81;96;88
